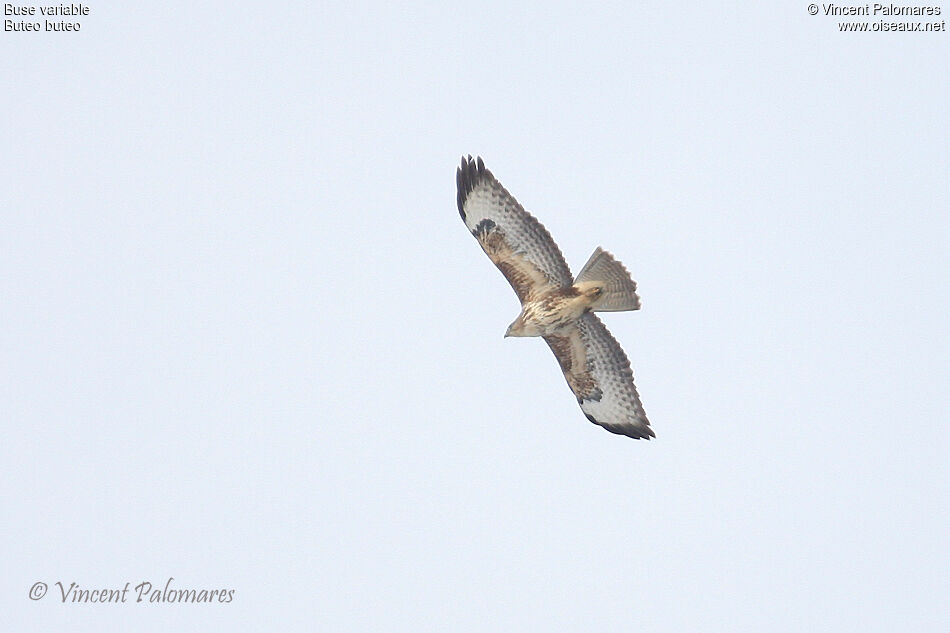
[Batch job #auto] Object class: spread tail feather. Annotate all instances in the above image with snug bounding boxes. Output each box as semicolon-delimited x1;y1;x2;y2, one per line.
575;247;641;312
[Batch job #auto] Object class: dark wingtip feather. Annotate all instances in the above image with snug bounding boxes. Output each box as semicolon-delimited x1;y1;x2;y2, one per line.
585;412;654;440
456;154;489;221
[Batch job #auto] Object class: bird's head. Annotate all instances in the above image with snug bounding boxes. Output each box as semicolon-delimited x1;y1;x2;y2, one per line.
504;315;535;338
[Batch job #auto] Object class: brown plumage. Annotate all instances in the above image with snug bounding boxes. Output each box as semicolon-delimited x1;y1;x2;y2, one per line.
457;156;652;440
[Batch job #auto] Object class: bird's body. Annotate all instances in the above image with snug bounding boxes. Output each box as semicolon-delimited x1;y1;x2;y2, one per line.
506;285;598;338
457;156;653;440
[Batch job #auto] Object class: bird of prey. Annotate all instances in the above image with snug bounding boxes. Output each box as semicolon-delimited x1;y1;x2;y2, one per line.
457;156;652;439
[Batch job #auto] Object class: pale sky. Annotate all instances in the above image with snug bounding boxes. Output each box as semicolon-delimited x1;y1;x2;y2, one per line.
3;2;948;631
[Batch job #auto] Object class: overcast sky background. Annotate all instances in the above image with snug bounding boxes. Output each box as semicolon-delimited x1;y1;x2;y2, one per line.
2;2;948;631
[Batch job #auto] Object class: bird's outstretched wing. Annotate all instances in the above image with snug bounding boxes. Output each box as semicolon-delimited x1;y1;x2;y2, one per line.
544;312;653;439
457;156;573;303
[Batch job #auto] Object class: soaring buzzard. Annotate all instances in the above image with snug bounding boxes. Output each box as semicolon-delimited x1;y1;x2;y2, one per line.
457;156;652;439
